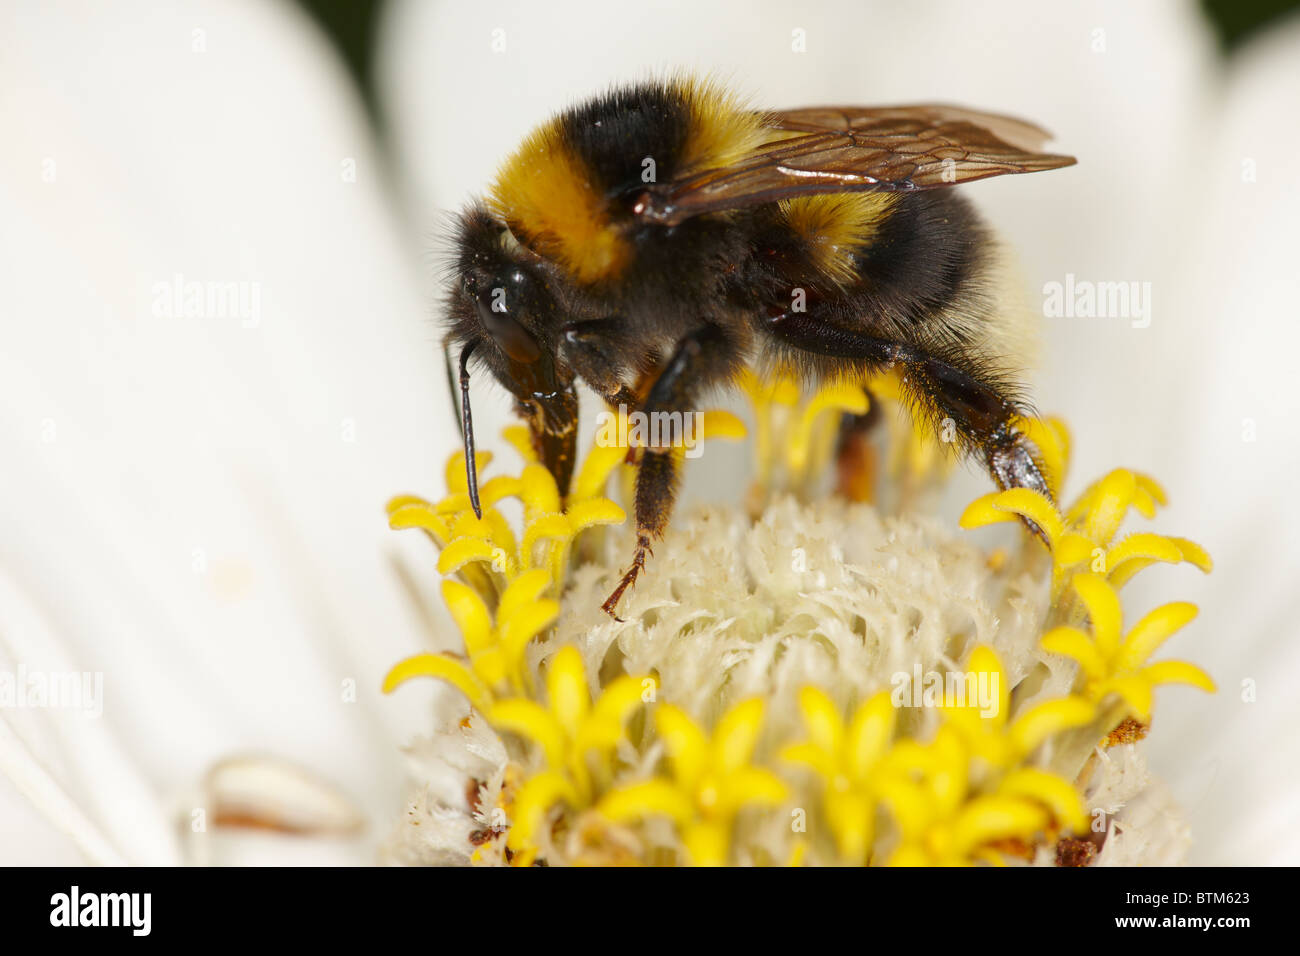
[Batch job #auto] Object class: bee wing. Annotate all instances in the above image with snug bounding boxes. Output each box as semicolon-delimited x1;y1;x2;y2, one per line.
634;104;1075;226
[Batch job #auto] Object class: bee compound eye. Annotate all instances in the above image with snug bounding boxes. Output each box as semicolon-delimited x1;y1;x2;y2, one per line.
474;288;542;364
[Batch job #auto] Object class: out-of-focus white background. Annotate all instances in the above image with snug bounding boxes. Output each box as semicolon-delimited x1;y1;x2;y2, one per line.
1;0;1296;865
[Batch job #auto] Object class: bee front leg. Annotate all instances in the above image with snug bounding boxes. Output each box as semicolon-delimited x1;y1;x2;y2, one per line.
559;318;648;408
600;448;676;619
601;323;736;619
766;311;1053;537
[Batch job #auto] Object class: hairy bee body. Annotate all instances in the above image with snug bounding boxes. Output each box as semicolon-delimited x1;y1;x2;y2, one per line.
445;76;1073;614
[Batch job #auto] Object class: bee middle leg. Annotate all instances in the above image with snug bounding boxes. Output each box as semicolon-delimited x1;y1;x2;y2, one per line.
766;311;1053;510
600;323;737;618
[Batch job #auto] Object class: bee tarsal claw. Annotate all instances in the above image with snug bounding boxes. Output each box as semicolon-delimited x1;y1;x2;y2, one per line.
601;538;651;619
987;432;1054;545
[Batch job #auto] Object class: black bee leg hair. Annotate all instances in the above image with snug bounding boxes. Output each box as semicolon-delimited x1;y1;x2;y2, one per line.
767;311;1052;541
601;324;733;618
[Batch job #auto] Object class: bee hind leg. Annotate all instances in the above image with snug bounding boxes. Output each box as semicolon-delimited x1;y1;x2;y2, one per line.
766;310;1052;542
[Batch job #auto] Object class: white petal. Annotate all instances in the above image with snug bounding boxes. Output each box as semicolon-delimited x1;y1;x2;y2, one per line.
1136;17;1300;867
1;0;455;863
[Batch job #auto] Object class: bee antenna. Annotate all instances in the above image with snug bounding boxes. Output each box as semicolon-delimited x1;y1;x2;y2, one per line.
458;341;483;520
444;343;464;441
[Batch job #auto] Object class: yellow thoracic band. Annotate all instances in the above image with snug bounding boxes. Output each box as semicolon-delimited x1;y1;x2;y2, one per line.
488;75;765;286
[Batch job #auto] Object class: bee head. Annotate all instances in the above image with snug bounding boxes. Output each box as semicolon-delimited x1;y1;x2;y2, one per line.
446;205;576;516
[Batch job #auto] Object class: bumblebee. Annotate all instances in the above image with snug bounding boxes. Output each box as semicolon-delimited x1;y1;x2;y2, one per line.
444;76;1075;616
